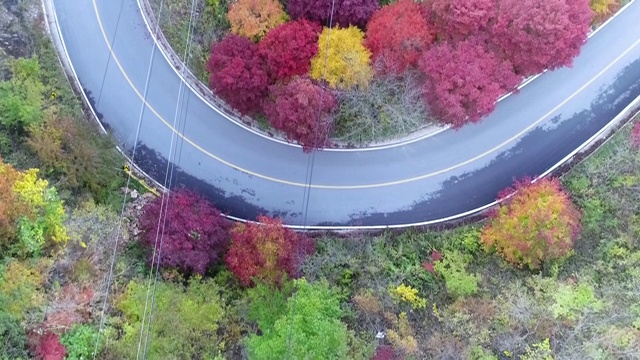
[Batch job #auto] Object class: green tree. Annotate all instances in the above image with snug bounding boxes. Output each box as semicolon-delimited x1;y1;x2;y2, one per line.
309;26;372;89
433;250;480;298
0;311;29;360
0;258;50;322
108;276;225;359
60;324;101;360
0;57;45;130
246;278;349;359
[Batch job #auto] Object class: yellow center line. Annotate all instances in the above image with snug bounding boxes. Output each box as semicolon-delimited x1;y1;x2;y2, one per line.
91;0;640;190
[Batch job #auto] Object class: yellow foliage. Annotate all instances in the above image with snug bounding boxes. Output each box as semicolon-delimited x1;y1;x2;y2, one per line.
390;283;427;309
227;0;287;41
0;259;51;320
310;26;372;89
590;0;616;15
386;312;419;356
353;291;383;315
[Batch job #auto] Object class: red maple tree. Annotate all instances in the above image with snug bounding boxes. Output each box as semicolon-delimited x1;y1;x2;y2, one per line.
264;77;336;152
207;35;269;115
429;0;496;40
287;0;379;28
364;0;435;74
258;20;322;82
139;189;231;275
490;0;593;76
225;215;315;286
419;39;520;126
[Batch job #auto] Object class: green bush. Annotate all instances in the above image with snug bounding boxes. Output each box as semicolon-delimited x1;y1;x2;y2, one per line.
0;311;29;360
60;324;100;360
0;258;50;322
0;57;45;131
551;282;603;320
107;276;225;359
433;251;480;298
246;278;349;360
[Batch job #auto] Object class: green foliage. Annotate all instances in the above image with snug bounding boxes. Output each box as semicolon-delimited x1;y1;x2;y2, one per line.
109;276;225;359
433;251;480;298
0;311;29;360
247;281;295;331
470;345;498;360
390;283;427;309
0;258;50;322
60;324;100;360
551;282;603;320
246;278;349;359
12;168;68;257
0;57;45;130
521;338;554;360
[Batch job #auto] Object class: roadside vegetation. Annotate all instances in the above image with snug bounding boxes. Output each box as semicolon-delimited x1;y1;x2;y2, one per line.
1;0;640;359
146;0;617;147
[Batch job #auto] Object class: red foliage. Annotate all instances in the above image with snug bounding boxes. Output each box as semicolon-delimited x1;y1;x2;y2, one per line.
631;122;640;149
364;0;435;74
207;35;269;115
431;250;443;262
139;189;231;275
259;20;321;82
225;215;315;286
419;39;520;126
373;345;397;360
287;0;379;28
422;262;435;273
264;77;336;152
43;285;94;330
429;0;496;40
34;333;66;360
490;0;593;76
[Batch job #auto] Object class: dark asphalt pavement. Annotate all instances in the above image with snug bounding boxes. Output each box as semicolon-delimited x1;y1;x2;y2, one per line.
52;0;640;228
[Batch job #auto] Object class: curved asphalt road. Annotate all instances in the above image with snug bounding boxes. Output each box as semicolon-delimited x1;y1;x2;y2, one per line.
51;0;640;228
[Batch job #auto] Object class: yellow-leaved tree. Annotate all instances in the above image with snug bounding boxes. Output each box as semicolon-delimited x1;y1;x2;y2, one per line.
227;0;287;41
310;26;372;89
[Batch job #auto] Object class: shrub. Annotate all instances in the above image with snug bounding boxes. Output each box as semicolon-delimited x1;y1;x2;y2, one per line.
225;215;314;286
365;0;435;74
246;278;349;359
258;20;321;81
60;324;100;360
227;0;287;41
480;178;582;270
490;0;593;76
418;39;520;126
264;77;337;152
27;114;121;202
551;282;603;320
0;311;29;359
309;26;372;89
0;259;50;322
34;333;66;360
386;312;418;356
390;283;427;309
429;0;496;40
287;0;379;28
432;250;480;298
109;277;225;359
207;35;269;115
0;160;27;251
12;168;68;257
0;57;45;131
138;189;230;275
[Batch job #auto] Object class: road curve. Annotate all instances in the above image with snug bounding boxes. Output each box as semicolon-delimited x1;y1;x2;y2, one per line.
51;0;640;228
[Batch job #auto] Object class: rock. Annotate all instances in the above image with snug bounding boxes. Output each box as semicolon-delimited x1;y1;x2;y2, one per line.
130;189;139;199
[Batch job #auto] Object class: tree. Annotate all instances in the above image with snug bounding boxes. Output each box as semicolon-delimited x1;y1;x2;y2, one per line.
108;277;225;359
246;278;349;359
480;178;582;270
309;26;372;89
0;311;29;359
138;189;230;275
365;0;435;74
0;160;27;251
429;0;496;40
34;333;66;360
0;259;50;322
287;0;379;28
264;77;336;152
227;0;287;41
490;0;593;76
418;39;520;126
0;57;45;131
225;215;314;286
258;20;321;81
207;35;269;115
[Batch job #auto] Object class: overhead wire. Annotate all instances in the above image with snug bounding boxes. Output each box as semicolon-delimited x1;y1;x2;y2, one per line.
285;0;338;356
92;0;166;358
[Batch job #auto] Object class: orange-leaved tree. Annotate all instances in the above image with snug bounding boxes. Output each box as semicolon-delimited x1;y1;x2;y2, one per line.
481;177;582;270
227;0;287;41
225;215;314;286
309;26;372;89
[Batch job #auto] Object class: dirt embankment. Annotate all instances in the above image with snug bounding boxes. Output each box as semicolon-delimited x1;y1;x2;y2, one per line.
0;0;41;69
